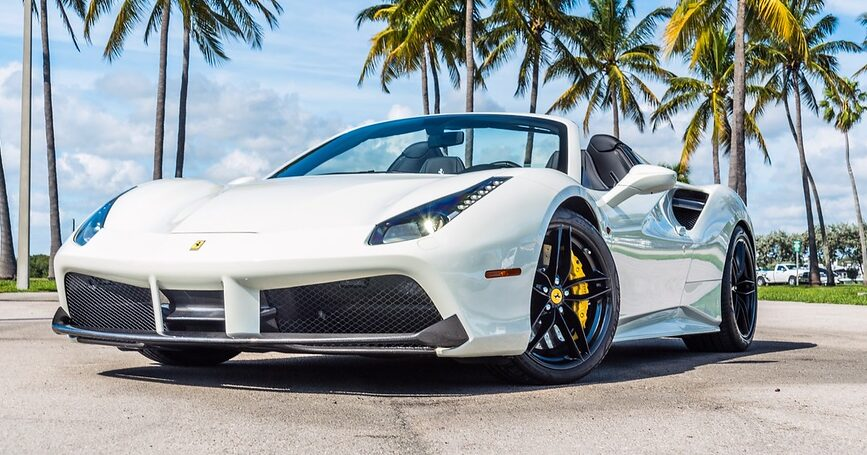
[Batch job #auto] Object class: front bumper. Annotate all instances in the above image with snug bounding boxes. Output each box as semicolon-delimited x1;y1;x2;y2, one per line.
53;219;543;357
51;307;468;355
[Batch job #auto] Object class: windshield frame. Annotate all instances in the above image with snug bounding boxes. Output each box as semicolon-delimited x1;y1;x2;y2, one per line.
269;114;570;178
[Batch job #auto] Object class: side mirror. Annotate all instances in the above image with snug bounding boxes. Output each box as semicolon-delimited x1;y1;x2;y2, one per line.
598;164;677;208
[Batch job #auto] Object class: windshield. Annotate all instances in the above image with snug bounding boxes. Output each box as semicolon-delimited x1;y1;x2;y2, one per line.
786;265;798;270
272;115;567;178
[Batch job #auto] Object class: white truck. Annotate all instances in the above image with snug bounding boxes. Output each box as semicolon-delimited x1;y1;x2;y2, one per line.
757;263;800;286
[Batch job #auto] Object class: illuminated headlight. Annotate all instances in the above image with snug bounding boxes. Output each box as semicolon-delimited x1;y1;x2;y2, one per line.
368;177;510;245
73;189;133;246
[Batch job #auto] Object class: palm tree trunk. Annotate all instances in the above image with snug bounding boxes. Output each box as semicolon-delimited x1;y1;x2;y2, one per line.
611;90;620;139
787;71;821;286
464;0;474;166
843;131;867;284
465;0;474;113
729;0;747;204
0;141;15;279
40;0;61;279
523;51;541;166
153;0;171;180
420;50;430;115
806;165;834;285
175;20;190;178
711;128;721;184
427;42;440;114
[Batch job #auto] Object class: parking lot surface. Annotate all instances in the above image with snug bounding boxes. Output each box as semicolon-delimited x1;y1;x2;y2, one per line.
1;299;865;454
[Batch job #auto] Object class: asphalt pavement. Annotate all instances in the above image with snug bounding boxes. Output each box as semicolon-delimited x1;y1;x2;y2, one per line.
1;298;865;454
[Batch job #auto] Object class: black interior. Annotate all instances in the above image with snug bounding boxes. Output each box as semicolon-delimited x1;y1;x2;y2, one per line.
387;142;445;173
420;156;466;174
581;134;644;191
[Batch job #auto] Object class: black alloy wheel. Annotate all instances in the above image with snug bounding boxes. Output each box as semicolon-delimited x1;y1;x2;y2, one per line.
490;209;620;384
683;226;757;352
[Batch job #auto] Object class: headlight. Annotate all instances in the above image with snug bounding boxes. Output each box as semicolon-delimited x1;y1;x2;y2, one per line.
368;177;510;245
73;189;133;246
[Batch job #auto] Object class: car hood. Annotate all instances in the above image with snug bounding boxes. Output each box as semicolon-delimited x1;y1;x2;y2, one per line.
163;174;494;234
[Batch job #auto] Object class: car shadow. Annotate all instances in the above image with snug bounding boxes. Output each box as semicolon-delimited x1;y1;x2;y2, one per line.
99;338;815;397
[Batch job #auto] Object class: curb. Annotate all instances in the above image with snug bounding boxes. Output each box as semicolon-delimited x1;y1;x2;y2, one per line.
0;292;59;302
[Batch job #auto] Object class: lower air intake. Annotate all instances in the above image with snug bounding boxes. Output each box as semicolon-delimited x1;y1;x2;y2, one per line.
64;273;156;332
263;275;442;334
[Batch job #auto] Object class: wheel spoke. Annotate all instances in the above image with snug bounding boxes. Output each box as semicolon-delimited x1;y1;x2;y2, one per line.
733;242;747;281
734;279;756;296
564;269;608;289
528;307;555;349
535;269;552;288
555;312;583;360
565;287;611;302
532;283;550;298
552;226;572;285
561;305;591;355
734;294;749;330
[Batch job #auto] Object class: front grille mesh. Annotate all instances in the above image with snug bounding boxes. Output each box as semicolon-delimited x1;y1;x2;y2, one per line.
65;273;156;332
263;275;441;334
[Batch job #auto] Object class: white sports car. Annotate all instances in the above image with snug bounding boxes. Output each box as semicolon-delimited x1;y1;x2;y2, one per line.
52;113;757;384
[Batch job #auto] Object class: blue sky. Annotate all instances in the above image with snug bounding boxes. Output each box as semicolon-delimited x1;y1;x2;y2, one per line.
0;0;865;254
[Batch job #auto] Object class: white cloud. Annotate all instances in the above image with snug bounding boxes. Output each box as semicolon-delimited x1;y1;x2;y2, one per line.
57;153;147;194
387;104;414;120
205;150;271;182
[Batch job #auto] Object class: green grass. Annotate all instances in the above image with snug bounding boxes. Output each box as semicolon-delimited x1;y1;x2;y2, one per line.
0;279;58;293
758;284;867;305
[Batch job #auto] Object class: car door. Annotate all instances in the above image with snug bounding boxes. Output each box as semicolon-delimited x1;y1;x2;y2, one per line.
598;189;692;320
774;265;787;282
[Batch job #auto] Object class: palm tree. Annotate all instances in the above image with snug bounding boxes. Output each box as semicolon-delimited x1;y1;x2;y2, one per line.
0;139;15;280
84;0;173;180
465;0;475;113
664;0;804;204
357;2;428;112
547;0;672;139
357;1;466;115
395;0;476;114
651;27;769;184
820;78;867;284
805;165;834;285
479;0;580;165
174;0;282;178
480;0;578;115
36;0;85;279
465;0;475;165
757;0;860;285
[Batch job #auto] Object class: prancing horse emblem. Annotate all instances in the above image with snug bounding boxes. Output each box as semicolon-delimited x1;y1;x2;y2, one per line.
190;240;206;251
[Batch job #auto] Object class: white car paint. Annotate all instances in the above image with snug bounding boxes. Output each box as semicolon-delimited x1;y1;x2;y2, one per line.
53;113;751;358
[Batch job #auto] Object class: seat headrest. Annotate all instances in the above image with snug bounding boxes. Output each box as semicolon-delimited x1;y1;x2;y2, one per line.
420;156;465;175
402;142;433;159
545;151;560;169
587;134;621;153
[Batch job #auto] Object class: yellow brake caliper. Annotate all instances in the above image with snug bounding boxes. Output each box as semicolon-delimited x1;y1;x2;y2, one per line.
568;251;589;329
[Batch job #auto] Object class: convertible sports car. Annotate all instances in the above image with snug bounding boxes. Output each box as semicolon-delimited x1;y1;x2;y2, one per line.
52;113;758;384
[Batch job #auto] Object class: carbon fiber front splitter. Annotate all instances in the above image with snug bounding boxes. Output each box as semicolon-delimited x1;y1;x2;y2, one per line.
51;307;468;356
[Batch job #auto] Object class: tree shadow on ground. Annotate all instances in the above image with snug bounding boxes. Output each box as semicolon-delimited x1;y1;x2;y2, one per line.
100;338;815;397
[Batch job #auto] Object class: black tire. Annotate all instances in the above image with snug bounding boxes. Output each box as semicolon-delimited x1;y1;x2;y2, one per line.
787;276;797;286
140;347;240;366
682;226;757;352
756;276;767;287
489;209;620;385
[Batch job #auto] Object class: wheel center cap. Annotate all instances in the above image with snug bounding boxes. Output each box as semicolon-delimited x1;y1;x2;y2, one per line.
550;288;564;305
